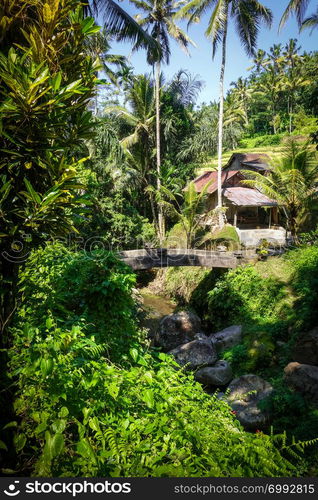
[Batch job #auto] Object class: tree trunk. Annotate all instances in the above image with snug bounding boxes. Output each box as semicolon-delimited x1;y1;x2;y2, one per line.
289;95;293;134
155;60;164;245
216;12;228;227
289;217;298;243
148;189;158;235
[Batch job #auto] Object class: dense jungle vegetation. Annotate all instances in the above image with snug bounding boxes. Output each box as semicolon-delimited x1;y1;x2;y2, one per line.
0;0;318;478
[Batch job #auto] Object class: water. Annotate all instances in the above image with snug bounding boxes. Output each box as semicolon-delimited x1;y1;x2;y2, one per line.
139;289;176;339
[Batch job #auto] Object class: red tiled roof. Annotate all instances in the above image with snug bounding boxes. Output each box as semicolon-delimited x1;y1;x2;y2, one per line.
193;170;240;194
223;187;278;207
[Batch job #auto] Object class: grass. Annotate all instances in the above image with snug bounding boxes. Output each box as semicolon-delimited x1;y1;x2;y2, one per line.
255;255;294;283
196;143;287;175
195;134;311;175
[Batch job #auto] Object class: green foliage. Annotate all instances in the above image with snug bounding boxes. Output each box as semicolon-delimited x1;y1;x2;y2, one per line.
199;224;240;251
161;180;214;248
223;327;279;376
6;244;300;477
178;102;245;162
243;139;318;237
205;247;318;336
0;0;99;336
261;380;310;435
207;267;286;331
16;243;140;361
284;246;318;329
8;319;298;477
165;222;188;249
240;134;283;148
298;227;318;245
0;5;98;243
292;111;318;135
164;266;211;304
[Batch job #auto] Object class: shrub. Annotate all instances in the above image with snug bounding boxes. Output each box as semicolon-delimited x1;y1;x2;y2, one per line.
207;267;286;331
199;224;240;251
16;243;140;362
284;246;318;330
8;320;298;477
164;266;211;303
239;134;283;149
165;222;188;249
5;243;303;477
254;134;282;147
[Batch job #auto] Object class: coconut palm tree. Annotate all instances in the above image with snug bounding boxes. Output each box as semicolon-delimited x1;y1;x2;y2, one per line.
251;48;268;73
177;0;272;226
282;39;310;132
242;139;318;240
105;75;159;224
84;29;128;115
230;77;253;122
128;0;195;244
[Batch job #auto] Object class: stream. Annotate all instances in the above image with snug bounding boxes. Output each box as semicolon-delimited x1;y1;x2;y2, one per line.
138;288;176;338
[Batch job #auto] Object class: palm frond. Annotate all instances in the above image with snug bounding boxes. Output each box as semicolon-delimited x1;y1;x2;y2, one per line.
233;0;272;57
279;0;310;29
301;7;318;32
95;0;161;57
205;0;227;57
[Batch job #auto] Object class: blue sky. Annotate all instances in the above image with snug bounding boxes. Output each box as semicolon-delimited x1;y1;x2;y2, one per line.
108;0;317;105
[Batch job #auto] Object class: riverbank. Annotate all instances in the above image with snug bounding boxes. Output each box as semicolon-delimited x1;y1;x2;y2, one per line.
136;246;318;474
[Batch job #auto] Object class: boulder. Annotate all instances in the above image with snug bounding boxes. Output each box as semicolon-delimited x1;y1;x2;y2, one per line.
292;327;318;366
225;374;273;431
169;339;218;370
156;311;201;351
284;362;318;406
195;360;232;386
194;332;210;341
210;325;242;353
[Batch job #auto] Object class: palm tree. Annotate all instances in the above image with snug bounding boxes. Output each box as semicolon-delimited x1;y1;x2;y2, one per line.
230;77;253;123
282;40;310;132
129;0;194;244
242;139;318;240
177;0;272;226
105;75;158;224
254;65;284;134
161;181;213;248
301;6;318;32
251;48;268;73
168;69;204;108
84;29;128;115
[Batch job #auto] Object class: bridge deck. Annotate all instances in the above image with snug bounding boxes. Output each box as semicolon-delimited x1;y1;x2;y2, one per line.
118;248;242;270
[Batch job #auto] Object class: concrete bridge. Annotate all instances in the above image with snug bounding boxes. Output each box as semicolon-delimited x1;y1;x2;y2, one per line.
118;248;244;271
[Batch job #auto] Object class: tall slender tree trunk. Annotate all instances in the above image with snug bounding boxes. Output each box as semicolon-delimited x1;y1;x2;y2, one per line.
216;13;228;227
155;60;164;245
289;94;293;134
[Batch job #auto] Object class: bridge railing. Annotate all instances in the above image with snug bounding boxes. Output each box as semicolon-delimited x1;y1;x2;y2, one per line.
118;248;244;270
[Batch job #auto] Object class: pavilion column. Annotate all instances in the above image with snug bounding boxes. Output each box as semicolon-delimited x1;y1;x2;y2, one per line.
272;207;278;225
233;211;237;227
